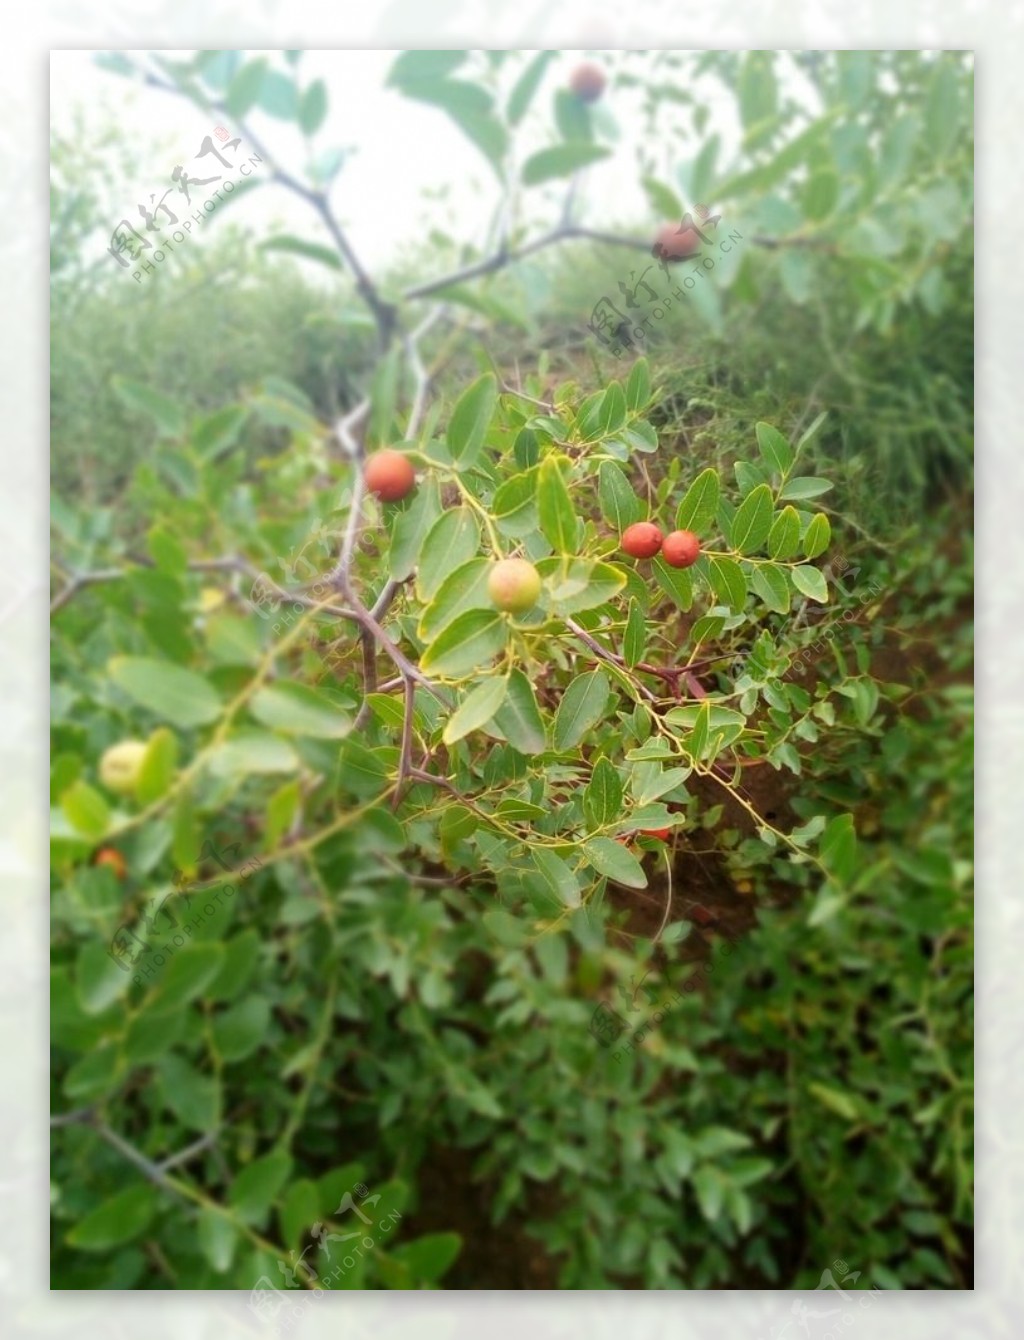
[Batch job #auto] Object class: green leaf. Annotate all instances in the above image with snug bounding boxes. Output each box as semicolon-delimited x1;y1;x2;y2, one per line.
598;460;642;530
690;614;726;647
443;676;509;745
225;57;268;118
212;995;271;1061
389;475;442;582
808;1081;860;1122
124;1009;186;1062
198;1207;237;1273
418;557;491;640
368;345;402;446
642;175;683;220
75;941;131;1015
420;609;507;678
791;565;829;603
623;598;646;669
258;70;299;120
692;1166;726;1223
447;373;497;464
137;727;179;804
393;77;506;175
707;555;746;613
67;1185;155;1252
803;170;839;221
229;1151;293;1227
767;505;801;560
821;813;857;881
530;849;580;908
537;455;578;553
159;1054;221;1132
584;836;647;889
259;234;342;270
109;656;223;729
172;787;199;872
597;382;626;435
207;731;299;777
148;524;187;575
489;669;547;755
208;930;261;1002
521;143;610;185
299;78;328;134
554;87;594;142
780;476;833;501
729;483;774;554
750;563;790;614
417;508;481;601
925;56;961;157
111;376;184;439
388;51;467;85
625;357;651;413
61;781;110;840
249;682;351;739
675;467;720;535
755;422;793;476
391;1231;463;1284
507;50;554;125
553;670;609;751
652;557;694;611
64;1045;123;1102
584;757;623;829
150;942;226;1011
492;469;539;537
279;1180;321;1253
537;557;626;616
802;513;831;560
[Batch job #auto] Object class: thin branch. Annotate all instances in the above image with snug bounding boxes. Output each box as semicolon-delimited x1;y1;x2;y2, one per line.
92;1121;189;1200
51;554;356;624
157;1131;219;1173
653;847;674;946
140;65;396;349
393;675;417;806
404;305;446;438
403;223;650;301
564;617;659;703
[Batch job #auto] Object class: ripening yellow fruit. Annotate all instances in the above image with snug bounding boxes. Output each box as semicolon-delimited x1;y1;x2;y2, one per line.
98;740;148;796
198;587;225;614
487;558;542;613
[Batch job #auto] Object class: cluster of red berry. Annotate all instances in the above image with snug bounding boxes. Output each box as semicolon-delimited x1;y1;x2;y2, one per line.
620;522;700;568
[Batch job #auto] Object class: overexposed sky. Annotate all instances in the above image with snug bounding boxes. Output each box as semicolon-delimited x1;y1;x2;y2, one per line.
50;49;745;284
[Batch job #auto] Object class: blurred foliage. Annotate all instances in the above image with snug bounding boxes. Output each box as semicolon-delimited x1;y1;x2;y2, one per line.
51;48;972;1292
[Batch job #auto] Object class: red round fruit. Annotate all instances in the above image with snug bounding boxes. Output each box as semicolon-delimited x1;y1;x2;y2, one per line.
621;522;664;560
662;529;701;568
653;221;702;263
94;848;127;879
363;450;416;503
639;828;672;842
568;62;607;103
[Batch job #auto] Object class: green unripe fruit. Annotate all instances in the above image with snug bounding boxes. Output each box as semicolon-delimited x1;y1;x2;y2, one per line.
98;740;148;796
487;558;542;613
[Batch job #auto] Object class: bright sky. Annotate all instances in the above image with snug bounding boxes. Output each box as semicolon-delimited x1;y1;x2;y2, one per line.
50;49;745;282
